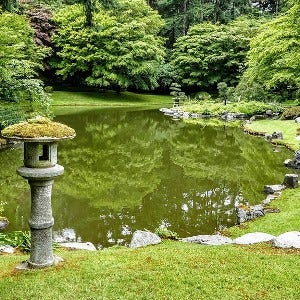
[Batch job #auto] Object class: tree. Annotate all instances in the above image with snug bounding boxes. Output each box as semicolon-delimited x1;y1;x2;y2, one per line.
52;0;165;91
156;0;253;47
0;12;49;114
237;0;300;102
171;17;263;92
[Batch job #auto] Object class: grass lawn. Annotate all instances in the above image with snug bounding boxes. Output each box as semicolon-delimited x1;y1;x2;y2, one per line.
50;90;172;107
0;241;299;300
244;120;300;151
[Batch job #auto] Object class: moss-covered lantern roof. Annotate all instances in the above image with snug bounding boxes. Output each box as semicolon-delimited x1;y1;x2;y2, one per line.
1;116;76;142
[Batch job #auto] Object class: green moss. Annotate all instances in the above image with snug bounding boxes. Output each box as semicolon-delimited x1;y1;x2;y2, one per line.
1;116;75;139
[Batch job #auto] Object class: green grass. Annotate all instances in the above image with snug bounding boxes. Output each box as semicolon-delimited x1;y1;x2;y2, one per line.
1;98;300;299
179;100;283;116
0;241;299;300
226;188;300;238
244;119;300;150
50;91;172;107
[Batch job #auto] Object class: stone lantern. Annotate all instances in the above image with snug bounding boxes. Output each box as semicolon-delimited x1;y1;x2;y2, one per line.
1;117;75;269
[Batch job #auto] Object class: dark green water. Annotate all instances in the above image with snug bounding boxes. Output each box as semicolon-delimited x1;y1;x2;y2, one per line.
0;108;292;248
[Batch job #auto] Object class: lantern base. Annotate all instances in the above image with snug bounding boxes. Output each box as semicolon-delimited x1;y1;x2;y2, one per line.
15;255;64;271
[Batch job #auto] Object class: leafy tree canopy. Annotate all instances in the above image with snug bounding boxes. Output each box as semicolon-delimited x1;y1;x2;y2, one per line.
171;17;264;92
237;0;300;101
51;0;165;91
0;12;49;114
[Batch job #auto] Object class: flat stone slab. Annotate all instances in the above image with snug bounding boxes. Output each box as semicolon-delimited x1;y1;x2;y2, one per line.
234;232;275;245
181;235;233;245
0;245;15;254
129;230;161;249
271;231;300;249
264;184;285;194
59;242;96;251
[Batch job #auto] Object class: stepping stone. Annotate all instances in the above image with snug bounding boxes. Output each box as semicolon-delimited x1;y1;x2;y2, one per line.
181;235;233;246
271;231;300;249
129;230;161;249
234;232;275;245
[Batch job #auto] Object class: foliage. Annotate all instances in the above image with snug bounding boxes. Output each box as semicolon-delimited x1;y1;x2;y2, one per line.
156;0;255;47
237;2;300;102
0;231;31;252
180;100;283;116
154;227;179;240
51;0;165;91
0;105;26;130
171;17;264;92
280;106;300;120
0;12;50;115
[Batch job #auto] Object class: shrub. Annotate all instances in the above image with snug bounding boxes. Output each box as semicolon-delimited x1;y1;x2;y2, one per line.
154;227;179;240
280;106;300;120
0;231;31;252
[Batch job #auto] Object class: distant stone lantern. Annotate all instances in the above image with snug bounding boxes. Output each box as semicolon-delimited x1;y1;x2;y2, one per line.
1;117;75;269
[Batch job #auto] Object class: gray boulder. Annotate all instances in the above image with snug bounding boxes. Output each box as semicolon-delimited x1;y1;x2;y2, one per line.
181;234;233;246
271;231;300;249
283;174;299;188
264;184;285;194
295;117;300;123
271;131;283;140
236;204;265;224
234;232;275;245
59;242;96;251
129;230;161;249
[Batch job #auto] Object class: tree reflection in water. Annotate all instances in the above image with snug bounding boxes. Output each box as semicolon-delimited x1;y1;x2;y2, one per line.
0;108;292;248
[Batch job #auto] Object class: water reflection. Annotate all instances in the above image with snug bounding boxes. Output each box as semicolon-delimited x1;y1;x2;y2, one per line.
0;108;293;248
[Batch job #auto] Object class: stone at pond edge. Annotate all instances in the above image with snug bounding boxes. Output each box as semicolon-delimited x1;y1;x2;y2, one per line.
236;204;265;224
0;218;9;230
0;245;15;254
234;232;275;245
264;184;285;194
59;242;96;251
181;235;233;246
129;230;161;249
271;231;300;249
283;174;299;188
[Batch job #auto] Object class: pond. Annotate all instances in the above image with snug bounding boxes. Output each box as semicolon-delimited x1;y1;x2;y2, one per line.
0;107;292;248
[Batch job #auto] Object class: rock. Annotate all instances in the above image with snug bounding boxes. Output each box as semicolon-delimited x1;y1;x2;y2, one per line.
264;133;272;142
283;174;299;188
53;228;76;243
271;231;300;249
262;194;277;206
284;151;300;169
59;242;96;251
271;131;283;140
0;218;9;230
295;117;300;123
265;110;273;117
236;204;265;224
264;184;285;194
234;232;275;245
129;230;161;249
181;234;233;245
0;245;15;254
190;113;200;118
